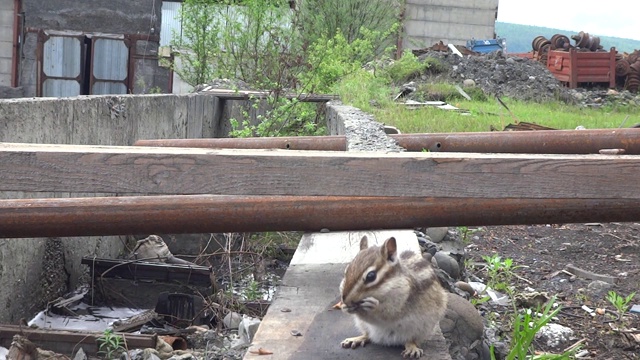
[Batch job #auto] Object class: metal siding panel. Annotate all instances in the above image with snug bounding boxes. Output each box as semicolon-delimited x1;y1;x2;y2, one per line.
161;1;182;47
92;81;127;95
93;38;128;81
43;36;81;78
42;79;80;97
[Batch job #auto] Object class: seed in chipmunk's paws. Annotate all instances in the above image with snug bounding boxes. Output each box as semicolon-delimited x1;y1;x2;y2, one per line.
291;329;302;336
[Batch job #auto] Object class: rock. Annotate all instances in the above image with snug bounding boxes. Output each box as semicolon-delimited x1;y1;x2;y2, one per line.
167;354;194;360
440;293;488;360
238;316;261;344
425;227;449;243
462;79;476;87
223;311;243;329
434;251;460;279
587;280;614;299
535;323;574;348
73;348;88;360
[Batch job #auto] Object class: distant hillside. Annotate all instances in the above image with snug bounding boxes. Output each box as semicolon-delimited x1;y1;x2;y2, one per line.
495;22;640;54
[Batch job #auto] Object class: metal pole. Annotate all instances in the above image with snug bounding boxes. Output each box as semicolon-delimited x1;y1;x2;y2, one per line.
134;129;640;154
392;129;640;154
134;136;347;151
0;195;638;238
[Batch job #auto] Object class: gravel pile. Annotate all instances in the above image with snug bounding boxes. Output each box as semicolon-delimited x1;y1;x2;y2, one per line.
418;50;571;103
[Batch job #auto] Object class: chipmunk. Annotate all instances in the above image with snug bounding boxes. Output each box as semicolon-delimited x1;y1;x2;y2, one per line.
339;236;447;358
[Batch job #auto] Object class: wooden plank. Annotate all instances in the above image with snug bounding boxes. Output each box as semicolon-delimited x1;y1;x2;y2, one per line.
1;143;640;199
246;231;451;360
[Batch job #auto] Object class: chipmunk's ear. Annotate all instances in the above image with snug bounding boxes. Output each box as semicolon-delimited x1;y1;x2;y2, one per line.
359;236;369;251
381;237;397;262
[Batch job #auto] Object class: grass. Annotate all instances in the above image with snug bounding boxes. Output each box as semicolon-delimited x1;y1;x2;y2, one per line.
333;69;640;133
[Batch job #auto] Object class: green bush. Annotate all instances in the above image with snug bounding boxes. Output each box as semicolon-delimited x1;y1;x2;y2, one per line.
384;51;430;83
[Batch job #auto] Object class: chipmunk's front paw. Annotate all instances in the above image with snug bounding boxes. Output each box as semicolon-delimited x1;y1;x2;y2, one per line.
341;334;369;349
402;341;423;358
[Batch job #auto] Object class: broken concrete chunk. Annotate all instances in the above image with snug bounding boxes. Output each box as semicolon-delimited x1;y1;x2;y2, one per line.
239;316;261;344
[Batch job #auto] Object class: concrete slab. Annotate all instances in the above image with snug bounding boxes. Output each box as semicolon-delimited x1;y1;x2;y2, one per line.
245;231;451;360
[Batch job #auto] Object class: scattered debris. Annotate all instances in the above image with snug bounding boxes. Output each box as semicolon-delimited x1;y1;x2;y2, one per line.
565;264;617;284
248;348;273;355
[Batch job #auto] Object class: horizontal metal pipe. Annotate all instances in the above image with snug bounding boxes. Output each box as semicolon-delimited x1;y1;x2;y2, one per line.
392;129;640;154
134;136;347;151
0;195;639;238
134;128;640;154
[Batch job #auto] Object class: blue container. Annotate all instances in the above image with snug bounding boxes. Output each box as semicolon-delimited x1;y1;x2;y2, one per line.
466;38;506;53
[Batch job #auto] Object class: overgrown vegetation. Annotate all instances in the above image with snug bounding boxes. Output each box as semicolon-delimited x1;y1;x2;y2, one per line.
171;0;399;137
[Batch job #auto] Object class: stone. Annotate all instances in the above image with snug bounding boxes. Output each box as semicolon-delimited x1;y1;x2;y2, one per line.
425;227;449;243
462;79;476;87
587;280;614;299
440;293;488;360
434;251;460;279
535;323;574;348
73;348;88;360
223;311;243;329
238;315;261;344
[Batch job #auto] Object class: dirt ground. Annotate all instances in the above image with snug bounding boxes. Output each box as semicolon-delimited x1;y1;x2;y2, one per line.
468;222;640;359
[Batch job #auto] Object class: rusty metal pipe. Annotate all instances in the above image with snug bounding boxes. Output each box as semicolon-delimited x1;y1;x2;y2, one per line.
392;129;640;154
135;129;640;154
0;195;639;238
134;136;347;151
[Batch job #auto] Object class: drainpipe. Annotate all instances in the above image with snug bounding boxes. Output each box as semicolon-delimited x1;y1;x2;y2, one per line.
11;0;21;87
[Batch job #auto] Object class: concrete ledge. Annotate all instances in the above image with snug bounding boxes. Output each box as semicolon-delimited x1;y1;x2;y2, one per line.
325;101;403;152
246;230;451;360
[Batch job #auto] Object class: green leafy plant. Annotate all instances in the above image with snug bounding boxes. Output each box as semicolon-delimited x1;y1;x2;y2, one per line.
383;50;430;83
97;329;125;360
500;297;577;360
482;254;517;292
243;280;263;301
606;290;636;315
458;226;483;244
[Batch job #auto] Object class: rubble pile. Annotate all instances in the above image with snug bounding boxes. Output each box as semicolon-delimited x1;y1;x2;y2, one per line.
415;49;571;103
411;47;640;107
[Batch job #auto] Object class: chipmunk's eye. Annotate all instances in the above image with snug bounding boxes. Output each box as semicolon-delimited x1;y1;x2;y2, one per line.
364;270;377;283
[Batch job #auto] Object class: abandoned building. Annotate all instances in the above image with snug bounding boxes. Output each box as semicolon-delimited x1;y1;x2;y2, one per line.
0;0;170;98
0;0;499;98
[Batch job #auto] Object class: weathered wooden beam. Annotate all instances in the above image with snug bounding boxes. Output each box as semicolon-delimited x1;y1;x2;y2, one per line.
0;195;639;238
1;142;639;199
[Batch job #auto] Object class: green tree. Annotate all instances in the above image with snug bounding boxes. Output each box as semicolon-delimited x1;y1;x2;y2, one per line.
297;0;402;46
172;0;222;86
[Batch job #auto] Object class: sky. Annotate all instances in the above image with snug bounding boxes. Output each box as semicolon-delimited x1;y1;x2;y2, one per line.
497;0;640;41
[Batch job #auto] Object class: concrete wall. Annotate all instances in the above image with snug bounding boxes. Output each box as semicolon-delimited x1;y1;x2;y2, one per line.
403;0;499;49
0;92;225;323
23;0;160;34
0;0;13;87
